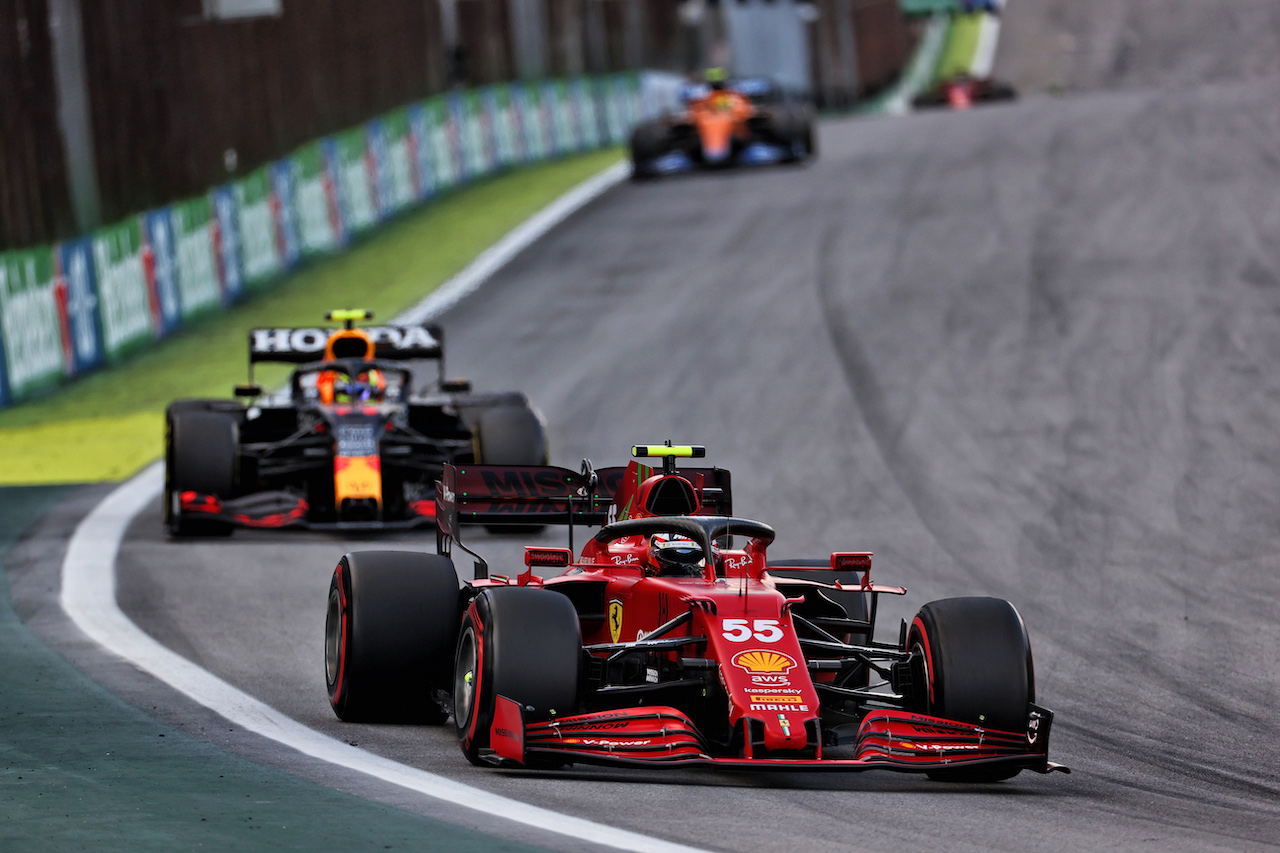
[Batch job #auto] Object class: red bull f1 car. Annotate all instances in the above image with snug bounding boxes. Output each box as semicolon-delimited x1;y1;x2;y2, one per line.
324;445;1066;781
630;78;815;179
164;310;547;535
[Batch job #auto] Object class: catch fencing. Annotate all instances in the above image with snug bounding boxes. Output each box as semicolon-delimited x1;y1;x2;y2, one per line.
0;73;652;409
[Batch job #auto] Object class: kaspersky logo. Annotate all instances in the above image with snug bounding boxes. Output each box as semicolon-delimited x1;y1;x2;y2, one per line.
731;650;797;675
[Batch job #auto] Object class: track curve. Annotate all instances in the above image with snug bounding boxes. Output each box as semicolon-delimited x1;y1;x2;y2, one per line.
112;3;1280;850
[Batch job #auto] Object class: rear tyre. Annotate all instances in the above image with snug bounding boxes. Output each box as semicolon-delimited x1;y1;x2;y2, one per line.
453;587;581;766
166;409;239;537
908;596;1034;782
325;551;461;723
475;405;549;534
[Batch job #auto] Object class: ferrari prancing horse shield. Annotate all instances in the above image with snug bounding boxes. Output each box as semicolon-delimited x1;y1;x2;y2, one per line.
609;599;623;643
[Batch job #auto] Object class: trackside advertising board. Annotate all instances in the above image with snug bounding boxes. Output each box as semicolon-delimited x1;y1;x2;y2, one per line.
0;73;654;409
234;167;283;288
170;196;225;320
0;249;63;399
92;220;155;360
54;238;105;377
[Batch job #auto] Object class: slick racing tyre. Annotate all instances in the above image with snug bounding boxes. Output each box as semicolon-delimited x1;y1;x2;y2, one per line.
768;104;815;161
908;596;1035;782
475;405;549;534
326;551;461;723
165;409;239;537
629;119;670;179
454;587;580;766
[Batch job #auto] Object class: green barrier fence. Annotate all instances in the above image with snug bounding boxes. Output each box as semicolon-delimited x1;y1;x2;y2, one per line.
0;72;647;410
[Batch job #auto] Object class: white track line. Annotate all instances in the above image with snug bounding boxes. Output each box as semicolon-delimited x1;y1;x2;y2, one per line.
59;162;709;853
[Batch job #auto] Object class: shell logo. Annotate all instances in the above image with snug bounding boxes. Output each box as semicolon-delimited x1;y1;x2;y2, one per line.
731;649;797;675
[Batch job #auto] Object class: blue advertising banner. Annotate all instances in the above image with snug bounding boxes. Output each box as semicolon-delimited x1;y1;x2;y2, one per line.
407;103;438;200
141;208;182;335
269;160;301;268
366;119;392;221
210;186;244;302
55;238;104;376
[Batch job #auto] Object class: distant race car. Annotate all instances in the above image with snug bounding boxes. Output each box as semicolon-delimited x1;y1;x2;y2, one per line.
324;444;1067;781
912;74;1017;110
630;76;815;178
164;310;547;535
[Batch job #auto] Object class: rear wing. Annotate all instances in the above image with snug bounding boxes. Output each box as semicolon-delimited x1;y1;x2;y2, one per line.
435;462;733;577
248;324;444;364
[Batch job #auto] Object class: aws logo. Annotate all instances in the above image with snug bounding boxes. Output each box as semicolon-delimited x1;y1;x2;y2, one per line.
731;649;797;675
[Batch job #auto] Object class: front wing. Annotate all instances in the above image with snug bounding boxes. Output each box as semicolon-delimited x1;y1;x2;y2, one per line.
634;141;801;177
488;698;1068;775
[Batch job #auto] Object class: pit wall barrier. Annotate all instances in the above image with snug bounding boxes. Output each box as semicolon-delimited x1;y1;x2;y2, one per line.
0;72;662;409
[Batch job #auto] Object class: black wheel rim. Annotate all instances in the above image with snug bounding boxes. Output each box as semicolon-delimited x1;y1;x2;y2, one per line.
454;625;478;730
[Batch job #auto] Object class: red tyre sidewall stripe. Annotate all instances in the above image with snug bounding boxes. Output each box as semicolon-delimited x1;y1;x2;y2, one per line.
462;600;486;750
911;616;936;708
332;561;350;707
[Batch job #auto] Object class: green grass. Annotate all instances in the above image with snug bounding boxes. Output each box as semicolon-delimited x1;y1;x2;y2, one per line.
0;149;622;484
934;12;984;81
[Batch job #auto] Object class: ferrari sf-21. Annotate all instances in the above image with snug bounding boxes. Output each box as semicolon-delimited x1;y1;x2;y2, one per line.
164;310;547;534
324;444;1066;781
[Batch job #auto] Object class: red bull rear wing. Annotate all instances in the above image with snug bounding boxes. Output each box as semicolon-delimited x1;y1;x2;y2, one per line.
248;323;444;364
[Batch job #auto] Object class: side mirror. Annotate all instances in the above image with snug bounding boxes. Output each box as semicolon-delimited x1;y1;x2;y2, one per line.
234;383;263;398
441;378;472;393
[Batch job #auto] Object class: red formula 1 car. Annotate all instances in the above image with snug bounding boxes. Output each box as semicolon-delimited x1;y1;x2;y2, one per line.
165;310;546;535
324;445;1066;781
912;73;1017;110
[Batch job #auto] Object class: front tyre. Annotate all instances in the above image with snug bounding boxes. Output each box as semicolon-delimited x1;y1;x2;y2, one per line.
326;551;461;723
908;596;1034;782
454;587;581;765
165;409;239;537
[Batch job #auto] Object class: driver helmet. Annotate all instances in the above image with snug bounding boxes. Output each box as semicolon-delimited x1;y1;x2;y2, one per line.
647;533;705;578
341;369;387;403
705;67;728;91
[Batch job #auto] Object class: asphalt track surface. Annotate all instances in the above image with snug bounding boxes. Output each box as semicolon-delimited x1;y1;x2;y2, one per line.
29;2;1280;850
